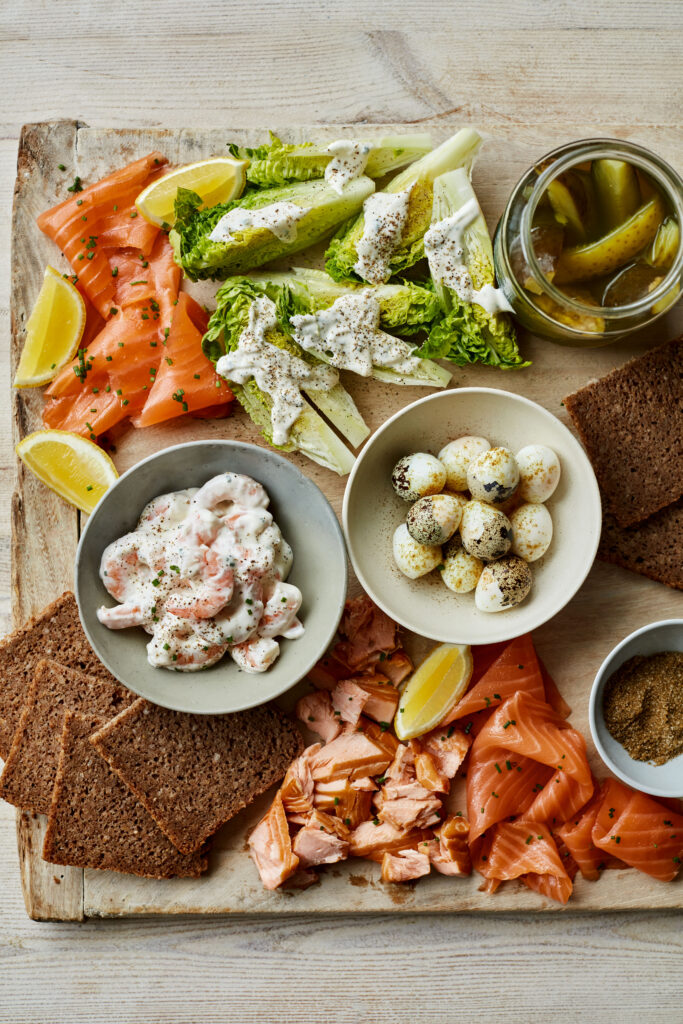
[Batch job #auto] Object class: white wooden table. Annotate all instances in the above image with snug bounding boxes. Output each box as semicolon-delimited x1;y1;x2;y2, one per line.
1;1;681;1020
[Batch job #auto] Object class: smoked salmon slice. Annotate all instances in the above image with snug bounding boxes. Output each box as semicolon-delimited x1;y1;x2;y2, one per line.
37;153;167;318
441;634;545;725
592;778;683;882
556;785;608;880
471;691;593;828
475;820;574;904
132;293;232;428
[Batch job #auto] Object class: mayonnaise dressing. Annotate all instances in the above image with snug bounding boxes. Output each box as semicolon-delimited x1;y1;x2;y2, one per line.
97;472;303;674
354;186;413;284
215;297;338;445
290;291;423;378
208;202;307;245
424;198;514;316
325;140;371;195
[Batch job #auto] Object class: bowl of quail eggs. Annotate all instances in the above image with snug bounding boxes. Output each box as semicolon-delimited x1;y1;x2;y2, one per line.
342;388;602;644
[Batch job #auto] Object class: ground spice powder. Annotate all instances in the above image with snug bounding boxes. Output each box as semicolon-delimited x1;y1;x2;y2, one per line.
603;651;683;765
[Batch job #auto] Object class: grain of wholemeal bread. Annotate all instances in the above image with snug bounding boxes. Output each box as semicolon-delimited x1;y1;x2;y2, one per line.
43;711;207;879
91;699;303;854
0;592;115;759
563;337;683;528
598;500;683;590
0;660;134;814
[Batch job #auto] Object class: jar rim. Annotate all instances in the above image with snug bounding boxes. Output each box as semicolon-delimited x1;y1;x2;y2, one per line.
518;138;683;321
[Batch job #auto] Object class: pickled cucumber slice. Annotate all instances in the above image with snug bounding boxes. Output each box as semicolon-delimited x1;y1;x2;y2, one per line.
546;172;595;243
591;159;641;231
534;289;605;333
648;216;680;269
554;194;665;284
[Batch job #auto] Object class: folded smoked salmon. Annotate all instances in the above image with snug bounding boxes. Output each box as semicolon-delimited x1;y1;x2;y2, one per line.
38;155;233;438
248;607;683;903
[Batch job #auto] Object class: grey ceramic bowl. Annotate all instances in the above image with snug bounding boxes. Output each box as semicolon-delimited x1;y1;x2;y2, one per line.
343;388;602;645
589;619;683;798
76;440;347;714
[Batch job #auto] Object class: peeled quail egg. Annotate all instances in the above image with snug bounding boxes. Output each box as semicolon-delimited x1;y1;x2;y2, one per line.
407;494;463;546
510;503;553;563
441;534;484;594
475;556;533;612
467;447;520;505
391;453;447;502
393;523;442;579
460;500;512;562
438;436;491;491
516;444;561;503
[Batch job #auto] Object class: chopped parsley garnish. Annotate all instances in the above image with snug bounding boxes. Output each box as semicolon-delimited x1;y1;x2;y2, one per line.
67;176;83;193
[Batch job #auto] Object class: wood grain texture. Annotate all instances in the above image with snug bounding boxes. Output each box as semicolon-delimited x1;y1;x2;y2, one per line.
9;120;683;921
1;3;683;1020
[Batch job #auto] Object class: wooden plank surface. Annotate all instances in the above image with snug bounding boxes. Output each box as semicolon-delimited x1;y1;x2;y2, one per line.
1;3;683;1020
9;120;683;920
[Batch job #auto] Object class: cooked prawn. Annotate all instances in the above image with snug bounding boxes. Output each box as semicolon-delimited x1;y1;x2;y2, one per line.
230;636;280;672
166;547;234;620
194;472;270;513
97;602;149;629
258;582;303;638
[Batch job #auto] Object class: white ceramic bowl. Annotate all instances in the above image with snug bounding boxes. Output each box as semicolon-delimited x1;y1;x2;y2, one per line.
342;388;601;645
589;619;683;798
76;440;347;714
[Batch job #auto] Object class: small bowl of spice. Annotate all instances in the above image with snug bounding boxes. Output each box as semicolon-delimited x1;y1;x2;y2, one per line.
590;620;683;798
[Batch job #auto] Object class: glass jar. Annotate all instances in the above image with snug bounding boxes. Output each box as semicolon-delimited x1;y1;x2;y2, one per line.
493;138;683;346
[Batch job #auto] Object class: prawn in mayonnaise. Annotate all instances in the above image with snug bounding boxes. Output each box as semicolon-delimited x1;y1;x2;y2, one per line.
96;472;303;674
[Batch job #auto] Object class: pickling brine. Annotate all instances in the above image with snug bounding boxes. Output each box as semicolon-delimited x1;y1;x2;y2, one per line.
97;472;304;674
493;139;683;345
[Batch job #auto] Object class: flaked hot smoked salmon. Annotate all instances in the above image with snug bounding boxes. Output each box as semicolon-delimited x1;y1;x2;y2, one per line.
248;790;299;890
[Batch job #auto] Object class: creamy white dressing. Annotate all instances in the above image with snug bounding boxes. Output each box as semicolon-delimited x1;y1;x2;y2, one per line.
354;186;413;284
208;202;307;245
290;291;423;378
97;473;303;674
215;297;338;445
424;198;514;316
324;140;371;195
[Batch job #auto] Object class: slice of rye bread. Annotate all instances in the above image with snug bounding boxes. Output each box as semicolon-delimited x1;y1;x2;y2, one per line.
563;337;683;528
0;660;135;814
597;499;683;590
0;591;116;759
91;699;303;854
43;711;207;879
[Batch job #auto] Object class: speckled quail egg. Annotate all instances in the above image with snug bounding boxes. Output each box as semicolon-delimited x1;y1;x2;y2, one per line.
460;500;512;562
467;447;520;505
391;453;447;502
510;503;553;563
475;556;533;613
406;494;463;546
440;534;484;594
392;523;442;579
516;444;561;503
438;436;491;491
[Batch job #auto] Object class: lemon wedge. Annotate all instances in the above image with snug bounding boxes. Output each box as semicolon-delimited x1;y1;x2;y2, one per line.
16;430;118;514
14;266;86;388
394;643;473;741
135;157;248;227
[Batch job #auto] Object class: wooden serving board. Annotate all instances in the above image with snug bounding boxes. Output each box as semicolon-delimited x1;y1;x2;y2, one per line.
10;121;683;920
